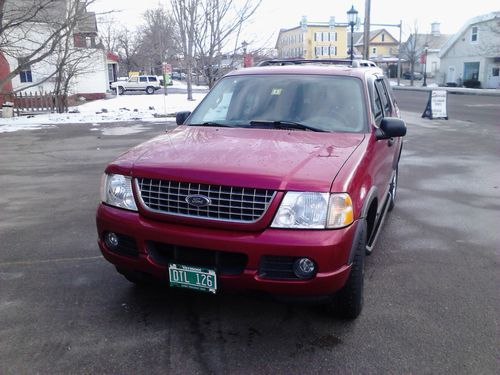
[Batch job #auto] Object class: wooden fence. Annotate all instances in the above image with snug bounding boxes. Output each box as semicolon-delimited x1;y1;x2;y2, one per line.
4;92;67;115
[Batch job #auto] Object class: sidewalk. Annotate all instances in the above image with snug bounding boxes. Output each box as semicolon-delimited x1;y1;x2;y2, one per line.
390;80;500;97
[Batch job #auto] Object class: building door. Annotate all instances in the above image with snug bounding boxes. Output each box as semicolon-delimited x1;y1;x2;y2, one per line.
447;66;456;83
485;65;500;88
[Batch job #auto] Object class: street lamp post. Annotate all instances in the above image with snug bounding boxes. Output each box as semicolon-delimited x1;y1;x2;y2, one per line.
422;44;429;87
347;5;358;62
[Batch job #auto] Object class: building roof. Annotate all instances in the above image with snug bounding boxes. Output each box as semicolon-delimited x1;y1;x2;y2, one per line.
4;0;67;23
406;33;451;52
76;11;98;34
439;11;500;57
351;29;398;46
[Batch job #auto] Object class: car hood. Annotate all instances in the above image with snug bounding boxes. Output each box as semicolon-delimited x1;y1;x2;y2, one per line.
110;126;365;192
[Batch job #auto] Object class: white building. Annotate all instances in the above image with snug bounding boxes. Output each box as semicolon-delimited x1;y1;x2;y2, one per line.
439;12;500;88
1;0;109;99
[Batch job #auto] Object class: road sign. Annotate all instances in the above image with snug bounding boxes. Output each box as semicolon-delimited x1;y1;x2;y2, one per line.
422;90;448;120
162;63;172;74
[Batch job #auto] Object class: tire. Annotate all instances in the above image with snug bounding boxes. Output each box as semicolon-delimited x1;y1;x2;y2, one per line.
116;267;151;286
118;86;125;95
145;86;155;95
388;166;398;212
331;220;366;319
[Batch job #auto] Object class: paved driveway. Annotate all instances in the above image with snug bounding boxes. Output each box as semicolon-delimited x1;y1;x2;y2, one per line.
0;104;498;373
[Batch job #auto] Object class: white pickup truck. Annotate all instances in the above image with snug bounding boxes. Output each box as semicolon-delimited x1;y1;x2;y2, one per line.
110;75;162;95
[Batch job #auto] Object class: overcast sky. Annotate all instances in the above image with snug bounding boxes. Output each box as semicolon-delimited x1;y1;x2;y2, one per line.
90;0;499;50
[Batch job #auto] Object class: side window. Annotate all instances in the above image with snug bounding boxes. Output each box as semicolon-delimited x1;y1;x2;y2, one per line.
129;77;138;83
375;79;391;116
372;86;383;122
139;77;147;82
148;77;157;82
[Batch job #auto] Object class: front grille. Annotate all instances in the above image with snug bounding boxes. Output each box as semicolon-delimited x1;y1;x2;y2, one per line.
259;255;298;280
137;178;275;222
147;241;247;275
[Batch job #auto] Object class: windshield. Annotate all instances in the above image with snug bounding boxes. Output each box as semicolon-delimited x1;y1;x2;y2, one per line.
187;74;367;132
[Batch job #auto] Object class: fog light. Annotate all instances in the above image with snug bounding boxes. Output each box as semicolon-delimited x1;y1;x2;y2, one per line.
293;257;316;279
105;232;119;250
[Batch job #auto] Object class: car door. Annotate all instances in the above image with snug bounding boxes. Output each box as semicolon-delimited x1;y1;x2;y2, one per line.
370;78;397;205
128;76;139;90
139;76;148;90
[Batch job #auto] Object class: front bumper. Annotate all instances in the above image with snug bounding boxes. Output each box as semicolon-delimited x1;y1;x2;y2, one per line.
96;204;358;297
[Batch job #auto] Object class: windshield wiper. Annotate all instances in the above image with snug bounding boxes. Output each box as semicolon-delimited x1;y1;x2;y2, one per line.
249;120;325;132
189;122;234;128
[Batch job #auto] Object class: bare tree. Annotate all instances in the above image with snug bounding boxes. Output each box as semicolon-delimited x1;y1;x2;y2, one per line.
194;0;261;88
116;26;139;74
400;23;423;86
97;14;120;52
0;0;98;90
170;0;199;100
135;7;179;75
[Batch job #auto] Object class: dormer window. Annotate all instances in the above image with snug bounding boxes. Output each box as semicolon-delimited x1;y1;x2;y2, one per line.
471;26;478;42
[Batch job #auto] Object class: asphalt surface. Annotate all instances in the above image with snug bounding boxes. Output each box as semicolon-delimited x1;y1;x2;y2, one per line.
0;92;499;373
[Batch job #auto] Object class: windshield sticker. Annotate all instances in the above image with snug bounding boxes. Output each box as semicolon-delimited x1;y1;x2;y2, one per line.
271;88;283;96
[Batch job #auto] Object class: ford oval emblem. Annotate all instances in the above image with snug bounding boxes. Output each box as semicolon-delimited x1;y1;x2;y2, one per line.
185;194;211;207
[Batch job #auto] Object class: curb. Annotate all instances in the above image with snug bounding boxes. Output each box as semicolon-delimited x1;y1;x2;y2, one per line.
392;85;500;97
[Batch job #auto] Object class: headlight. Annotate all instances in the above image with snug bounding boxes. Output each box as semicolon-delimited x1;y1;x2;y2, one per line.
271;192;353;229
101;174;137;211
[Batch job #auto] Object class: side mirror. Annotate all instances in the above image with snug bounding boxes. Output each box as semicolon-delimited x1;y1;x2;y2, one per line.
176;111;191;125
376;117;407;140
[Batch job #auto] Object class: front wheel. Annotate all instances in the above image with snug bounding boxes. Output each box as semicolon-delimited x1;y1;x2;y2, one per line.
329;220;366;319
118;86;125;95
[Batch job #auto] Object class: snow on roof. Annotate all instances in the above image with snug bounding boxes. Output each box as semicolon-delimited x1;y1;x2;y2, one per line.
439;11;500;58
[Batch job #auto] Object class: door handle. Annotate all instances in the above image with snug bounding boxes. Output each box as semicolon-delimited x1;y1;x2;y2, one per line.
387;138;395;147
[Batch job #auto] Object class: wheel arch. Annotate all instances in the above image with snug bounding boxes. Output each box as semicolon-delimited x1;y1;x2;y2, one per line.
360;186;378;244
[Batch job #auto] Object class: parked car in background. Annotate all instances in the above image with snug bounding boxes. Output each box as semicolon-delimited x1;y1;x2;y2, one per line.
402;71;423;80
110;75;161;94
97;59;406;319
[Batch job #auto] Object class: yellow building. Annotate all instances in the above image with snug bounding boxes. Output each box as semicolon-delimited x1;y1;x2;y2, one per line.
352;29;399;58
276;19;349;59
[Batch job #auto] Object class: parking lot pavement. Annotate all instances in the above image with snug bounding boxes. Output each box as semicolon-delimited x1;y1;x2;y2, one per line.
0;113;499;373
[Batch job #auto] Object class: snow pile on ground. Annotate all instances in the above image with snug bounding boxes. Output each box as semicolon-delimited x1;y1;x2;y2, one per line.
0;91;206;133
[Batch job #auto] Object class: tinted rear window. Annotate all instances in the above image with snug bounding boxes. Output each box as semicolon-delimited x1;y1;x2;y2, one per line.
188;74;367;132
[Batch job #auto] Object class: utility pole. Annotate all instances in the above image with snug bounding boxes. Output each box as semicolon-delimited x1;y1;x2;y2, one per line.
363;0;371;59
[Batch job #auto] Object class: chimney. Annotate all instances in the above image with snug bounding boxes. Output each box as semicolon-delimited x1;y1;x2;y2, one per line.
431;22;441;36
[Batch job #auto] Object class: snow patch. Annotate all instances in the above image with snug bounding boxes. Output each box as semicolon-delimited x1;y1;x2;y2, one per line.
0;92;206;133
100;125;152;136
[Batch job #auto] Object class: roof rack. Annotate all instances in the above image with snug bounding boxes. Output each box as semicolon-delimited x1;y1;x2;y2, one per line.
257;59;378;68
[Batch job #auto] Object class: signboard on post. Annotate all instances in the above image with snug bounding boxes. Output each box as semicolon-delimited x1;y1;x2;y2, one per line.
422;90;448;120
243;54;253;68
162;63;172;95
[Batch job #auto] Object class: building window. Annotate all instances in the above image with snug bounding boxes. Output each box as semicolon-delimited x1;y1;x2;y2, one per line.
381;33;385;42
464;62;480;80
372;47;377;54
493;67;499;77
471;26;478;42
18;57;32;83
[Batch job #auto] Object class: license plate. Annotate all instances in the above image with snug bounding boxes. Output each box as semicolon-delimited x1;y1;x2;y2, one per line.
168;263;217;294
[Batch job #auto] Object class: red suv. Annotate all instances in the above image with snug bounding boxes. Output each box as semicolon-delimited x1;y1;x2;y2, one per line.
96;59;406;319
